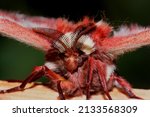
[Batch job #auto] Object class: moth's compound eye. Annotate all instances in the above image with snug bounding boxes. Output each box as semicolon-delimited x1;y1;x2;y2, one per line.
53;32;77;53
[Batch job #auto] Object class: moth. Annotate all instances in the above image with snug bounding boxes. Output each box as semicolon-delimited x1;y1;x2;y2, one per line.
0;10;150;100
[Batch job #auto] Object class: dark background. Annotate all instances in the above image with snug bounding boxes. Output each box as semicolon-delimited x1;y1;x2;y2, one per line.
0;0;150;89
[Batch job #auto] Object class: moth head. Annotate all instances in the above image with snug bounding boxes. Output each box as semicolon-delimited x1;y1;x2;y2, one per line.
53;32;95;55
52;31;95;73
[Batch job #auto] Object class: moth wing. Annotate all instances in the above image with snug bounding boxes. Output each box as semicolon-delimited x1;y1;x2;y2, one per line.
101;25;150;56
0;18;51;51
0;10;60;51
0;10;57;29
0;10;76;51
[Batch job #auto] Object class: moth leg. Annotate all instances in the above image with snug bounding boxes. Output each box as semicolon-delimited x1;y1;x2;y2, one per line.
107;74;115;91
96;61;112;100
0;65;73;100
113;75;142;99
0;66;44;93
86;57;95;100
44;67;66;100
44;67;75;100
57;81;65;100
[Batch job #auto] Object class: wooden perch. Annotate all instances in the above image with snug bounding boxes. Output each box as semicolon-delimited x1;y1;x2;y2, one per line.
0;80;149;100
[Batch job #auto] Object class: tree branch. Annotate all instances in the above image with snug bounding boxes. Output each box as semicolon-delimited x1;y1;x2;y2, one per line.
0;80;149;100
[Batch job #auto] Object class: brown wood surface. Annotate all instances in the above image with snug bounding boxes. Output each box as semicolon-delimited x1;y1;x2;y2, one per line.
0;80;149;100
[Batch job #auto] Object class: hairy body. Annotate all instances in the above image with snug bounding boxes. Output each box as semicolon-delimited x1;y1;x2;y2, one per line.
0;11;149;99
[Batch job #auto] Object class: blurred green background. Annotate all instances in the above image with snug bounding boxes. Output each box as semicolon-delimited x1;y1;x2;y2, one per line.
0;0;150;89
